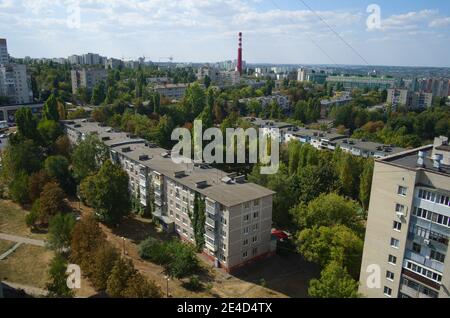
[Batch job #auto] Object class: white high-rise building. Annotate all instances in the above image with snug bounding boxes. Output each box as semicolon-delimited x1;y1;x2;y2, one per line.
0;63;33;104
0;39;9;65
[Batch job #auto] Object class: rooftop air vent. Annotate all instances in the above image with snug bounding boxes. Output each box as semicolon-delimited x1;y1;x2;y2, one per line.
139;154;150;161
234;175;246;183
417;151;425;167
221;176;233;184
174;171;186;178
433;154;443;170
195;181;208;189
122;146;131;153
102;136;111;141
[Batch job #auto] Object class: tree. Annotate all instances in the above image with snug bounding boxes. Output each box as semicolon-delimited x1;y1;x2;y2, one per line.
37;119;62;147
291;193;363;234
28;170;54;202
123;273;161;298
190;194;206;250
46;254;74;298
54;135;72;159
91;81;106;105
71;134;109;181
39;182;67;224
359;159;374;211
43;94;61;121
308;261;359;298
89;243;120;291
15;108;38;140
297;225;363;278
79;160;130;224
70;215;106;276
47;213;76;253
106;258;137;297
9;170;30;204
44;155;73;193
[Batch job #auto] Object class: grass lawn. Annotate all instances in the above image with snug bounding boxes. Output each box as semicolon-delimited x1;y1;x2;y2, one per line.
0;200;47;240
0;239;14;254
0;244;53;289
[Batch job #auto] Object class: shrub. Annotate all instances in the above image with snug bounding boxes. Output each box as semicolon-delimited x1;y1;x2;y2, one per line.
183;275;203;291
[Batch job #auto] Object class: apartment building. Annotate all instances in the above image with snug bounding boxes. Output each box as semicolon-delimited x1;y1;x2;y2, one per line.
327;75;399;91
386;88;432;111
0;63;33;104
0;38;9;65
62;119;276;272
239;94;290;110
359;136;450;298
71;68;107;94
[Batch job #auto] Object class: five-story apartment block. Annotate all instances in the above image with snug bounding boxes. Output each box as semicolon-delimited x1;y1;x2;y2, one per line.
359;136;450;298
63;119;276;272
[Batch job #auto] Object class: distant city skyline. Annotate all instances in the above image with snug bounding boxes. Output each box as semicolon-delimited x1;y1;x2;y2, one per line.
1;0;450;67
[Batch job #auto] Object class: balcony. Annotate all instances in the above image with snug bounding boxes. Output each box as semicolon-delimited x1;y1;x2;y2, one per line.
205;217;216;229
206;204;217;216
404;250;444;273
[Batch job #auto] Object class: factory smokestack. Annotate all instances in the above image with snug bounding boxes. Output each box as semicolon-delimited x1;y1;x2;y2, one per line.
237;32;243;75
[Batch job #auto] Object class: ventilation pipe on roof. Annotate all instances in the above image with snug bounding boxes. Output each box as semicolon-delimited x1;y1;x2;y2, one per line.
417;151;425;167
433;154;443;170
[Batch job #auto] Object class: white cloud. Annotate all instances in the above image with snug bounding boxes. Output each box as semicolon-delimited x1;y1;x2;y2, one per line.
380;9;438;31
429;17;450;28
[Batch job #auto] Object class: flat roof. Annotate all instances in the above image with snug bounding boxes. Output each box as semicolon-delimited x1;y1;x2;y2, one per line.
380;146;450;176
336;139;406;155
63;119;275;207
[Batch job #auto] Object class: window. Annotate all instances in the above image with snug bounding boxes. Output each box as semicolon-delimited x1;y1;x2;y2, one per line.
253;199;259;206
252;247;258;256
253;211;259;219
219;254;226;261
390;238;400;248
221;242;227;250
430;250;446;263
252;235;258;243
393;221;402;231
395;204;405;213
386;271;395;281
398;186;407;196
388;255;397;265
243;214;250;222
252;223;259;231
243;239;249;246
221;216;227;225
405;261;442;283
242;251;248;259
243;227;249;235
412;243;421;254
413;207;450;228
383;286;392;297
244;202;250;209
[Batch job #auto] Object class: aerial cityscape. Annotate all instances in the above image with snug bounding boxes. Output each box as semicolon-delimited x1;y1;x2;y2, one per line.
0;0;449;305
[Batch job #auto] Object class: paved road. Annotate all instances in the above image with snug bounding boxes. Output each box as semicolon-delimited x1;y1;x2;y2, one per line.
0;242;22;260
0;233;46;247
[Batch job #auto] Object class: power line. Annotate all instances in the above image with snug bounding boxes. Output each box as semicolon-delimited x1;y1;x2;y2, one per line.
296;0;370;66
267;0;339;67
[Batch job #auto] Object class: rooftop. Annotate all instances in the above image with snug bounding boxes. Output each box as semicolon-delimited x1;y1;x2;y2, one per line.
381;144;450;177
336;138;406;155
63;119;275;207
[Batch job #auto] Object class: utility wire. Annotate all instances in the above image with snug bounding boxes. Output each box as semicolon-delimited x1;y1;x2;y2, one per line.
296;0;370;66
267;0;339;67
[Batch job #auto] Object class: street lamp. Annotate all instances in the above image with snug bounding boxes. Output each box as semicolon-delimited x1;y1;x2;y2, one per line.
122;237;127;256
164;275;170;298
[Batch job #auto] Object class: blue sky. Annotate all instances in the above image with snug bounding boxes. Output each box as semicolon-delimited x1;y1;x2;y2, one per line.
1;0;449;66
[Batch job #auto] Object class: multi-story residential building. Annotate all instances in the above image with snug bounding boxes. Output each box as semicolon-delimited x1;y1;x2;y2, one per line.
359;136;450;298
387;89;433;111
336;138;405;159
62;119;276;272
0;102;44;123
239;94;290;110
0;38;9;65
105;58;123;70
71;68;107;94
297;68;328;84
152;84;189;100
327;75;399;91
0;63;33;104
